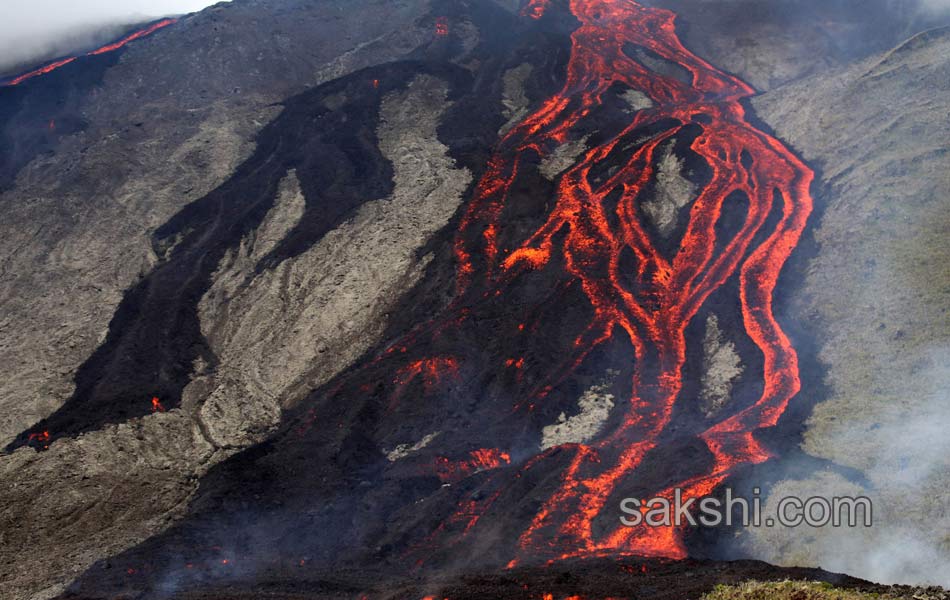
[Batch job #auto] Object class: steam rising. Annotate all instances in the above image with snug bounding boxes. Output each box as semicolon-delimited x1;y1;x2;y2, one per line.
743;348;950;588
0;0;222;74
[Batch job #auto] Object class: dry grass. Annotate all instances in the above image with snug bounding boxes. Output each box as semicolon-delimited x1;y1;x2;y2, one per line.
702;580;898;600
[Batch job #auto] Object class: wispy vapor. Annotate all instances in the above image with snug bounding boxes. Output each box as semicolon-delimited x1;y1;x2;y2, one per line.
0;0;222;74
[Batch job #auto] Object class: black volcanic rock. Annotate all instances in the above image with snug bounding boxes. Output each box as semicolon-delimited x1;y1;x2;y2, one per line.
0;0;948;598
60;558;950;600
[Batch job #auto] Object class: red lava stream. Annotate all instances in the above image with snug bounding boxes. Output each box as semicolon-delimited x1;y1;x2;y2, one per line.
2;18;177;87
422;0;814;564
20;0;815;575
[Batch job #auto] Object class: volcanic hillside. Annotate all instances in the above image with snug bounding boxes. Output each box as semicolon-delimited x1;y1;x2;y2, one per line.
0;0;948;598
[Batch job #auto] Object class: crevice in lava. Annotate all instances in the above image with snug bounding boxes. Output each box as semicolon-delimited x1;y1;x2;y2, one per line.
631;125;708;257
700;188;751;266
584;118;679;189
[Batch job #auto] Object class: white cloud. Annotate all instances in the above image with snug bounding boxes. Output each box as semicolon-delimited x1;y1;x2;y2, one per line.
1;0;225;73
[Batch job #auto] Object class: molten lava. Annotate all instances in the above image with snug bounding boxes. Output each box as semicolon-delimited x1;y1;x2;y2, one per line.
390;357;460;408
27;431;50;450
5;57;78;87
523;0;555;20
434;448;512;483
87;19;178;56
151;397;166;413
2;18;176;87
435;17;451;37
16;0;813;573
391;0;813;564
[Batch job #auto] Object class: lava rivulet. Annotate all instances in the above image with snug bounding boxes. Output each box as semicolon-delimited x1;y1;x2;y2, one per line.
434;449;512;483
150;397;166;413
407;0;813;563
2;18;177;87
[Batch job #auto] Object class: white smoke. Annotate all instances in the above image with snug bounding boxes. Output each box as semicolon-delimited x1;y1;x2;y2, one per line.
920;0;950;11
0;0;224;74
742;345;950;588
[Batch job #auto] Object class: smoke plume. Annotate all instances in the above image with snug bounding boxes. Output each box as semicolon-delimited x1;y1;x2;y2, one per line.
920;0;950;11
0;0;221;74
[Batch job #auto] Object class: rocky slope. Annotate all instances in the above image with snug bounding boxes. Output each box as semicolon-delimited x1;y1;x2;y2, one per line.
0;0;439;596
742;24;950;587
0;0;947;598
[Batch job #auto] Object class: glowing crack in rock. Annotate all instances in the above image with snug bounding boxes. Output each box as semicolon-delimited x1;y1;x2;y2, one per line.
2;18;177;87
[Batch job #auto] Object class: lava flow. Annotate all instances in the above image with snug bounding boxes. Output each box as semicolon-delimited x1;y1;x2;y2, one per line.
385;0;814;564
433;448;512;483
2;18;177;87
27;431;51;450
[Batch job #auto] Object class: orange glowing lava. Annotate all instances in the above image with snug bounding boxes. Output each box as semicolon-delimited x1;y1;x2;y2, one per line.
2;19;176;87
521;0;554;19
27;430;51;449
88;19;177;55
434;448;511;483
6;57;78;86
390;357;460;408
151;397;166;413
421;0;811;563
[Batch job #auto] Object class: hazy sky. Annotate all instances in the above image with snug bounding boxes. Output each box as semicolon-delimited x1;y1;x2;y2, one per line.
1;0;223;73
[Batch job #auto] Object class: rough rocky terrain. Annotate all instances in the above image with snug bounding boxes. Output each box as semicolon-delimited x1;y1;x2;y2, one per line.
742;24;950;587
0;0;948;598
60;558;950;600
1;1;438;596
0;0;432;448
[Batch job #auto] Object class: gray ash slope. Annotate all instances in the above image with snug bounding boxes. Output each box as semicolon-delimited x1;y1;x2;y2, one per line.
0;0;948;599
0;0;439;596
5;58;472;449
